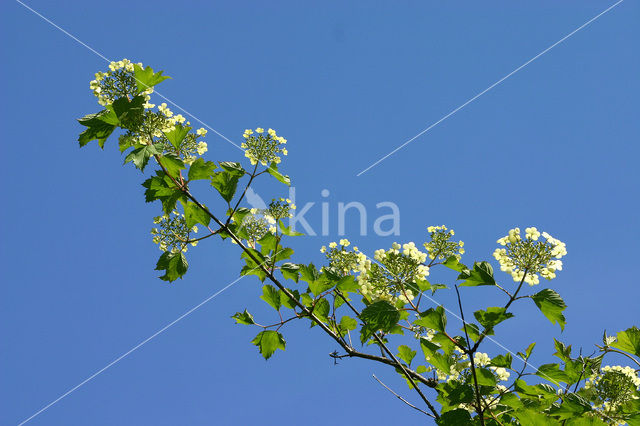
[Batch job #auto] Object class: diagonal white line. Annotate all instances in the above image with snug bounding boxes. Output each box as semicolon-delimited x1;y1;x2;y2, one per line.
17;277;243;425
14;0;242;151
356;0;625;176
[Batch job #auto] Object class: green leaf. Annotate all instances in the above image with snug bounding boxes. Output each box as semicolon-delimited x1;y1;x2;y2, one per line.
299;263;320;283
251;330;286;360
565;416;608;426
436;381;475;411
463;323;480;342
210;171;240;203
278;220;304;236
158;155;185;179
279;289;300;309
133;64;171;93
430;332;460;356
313;298;330;322
490;353;513;369
77;110;117;148
240;250;267;282
553;339;573;363
274;247;294;262
414;279;432;292
260;285;281;310
458;261;496;287
360;301;400;343
536;363;572;385
164;124;190;150
414;306;447;332
124;143;161;171
531;288;567;330
266;162;290;186
300;293;313;308
218;161;245;177
435;409;471;426
612;326;640;357
232;310;254;325
336;275;359;293
420;339;452;373
397;345;417;366
475;367;497;386
512;409;555;425
499;392;524;410
513;379;557;399
525;342;536;358
108;95;145;129
429;283;448;294
442;256;468;272
473;307;514;332
187;158;217;181
155;251;188;282
256;233;277;255
141;170;185;214
549;393;592;420
182;201;211;228
340;315;358;331
280;263;300;282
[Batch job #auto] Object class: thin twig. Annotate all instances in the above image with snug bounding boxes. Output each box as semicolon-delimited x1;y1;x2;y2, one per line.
372;375;433;418
455;285;486;426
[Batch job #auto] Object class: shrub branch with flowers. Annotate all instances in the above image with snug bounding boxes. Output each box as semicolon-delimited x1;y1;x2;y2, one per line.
76;60;640;425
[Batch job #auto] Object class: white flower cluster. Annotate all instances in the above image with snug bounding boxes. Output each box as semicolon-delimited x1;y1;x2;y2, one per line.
373;242;430;281
429;352;510;393
241;128;287;166
474;352;491;367
242;198;296;241
493;227;567;285
89;58;153;107
585;365;640;421
321;239;368;276
151;211;198;253
90;59;209;166
424;225;465;261
241;212;274;241
349;242;431;305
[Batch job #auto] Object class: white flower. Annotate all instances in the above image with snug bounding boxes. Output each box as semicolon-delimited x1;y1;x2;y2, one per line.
474;352;491;367
196;141;208;155
490;366;510;381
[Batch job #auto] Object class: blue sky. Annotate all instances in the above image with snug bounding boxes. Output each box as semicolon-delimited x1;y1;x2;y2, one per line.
1;1;638;425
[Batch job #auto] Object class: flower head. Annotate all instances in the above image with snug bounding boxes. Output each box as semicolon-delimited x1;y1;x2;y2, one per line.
494;227;566;285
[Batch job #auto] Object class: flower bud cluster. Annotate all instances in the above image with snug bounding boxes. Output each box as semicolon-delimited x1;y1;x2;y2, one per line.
585;365;640;410
320;239;367;276
89;59;153;107
241;128;287;166
150;211;198;253
493;227;567;285
424;225;465;260
242;198;296;242
241;213;272;242
352;242;430;305
90;59;208;165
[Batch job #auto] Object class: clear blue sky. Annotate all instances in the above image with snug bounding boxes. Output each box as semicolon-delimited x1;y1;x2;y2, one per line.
1;1;638;425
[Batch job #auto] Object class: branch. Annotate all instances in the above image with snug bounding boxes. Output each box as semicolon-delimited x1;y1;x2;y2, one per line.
471;269;529;352
178;184;443;418
372;374;433;418
455;285;486;426
335;290;440;418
